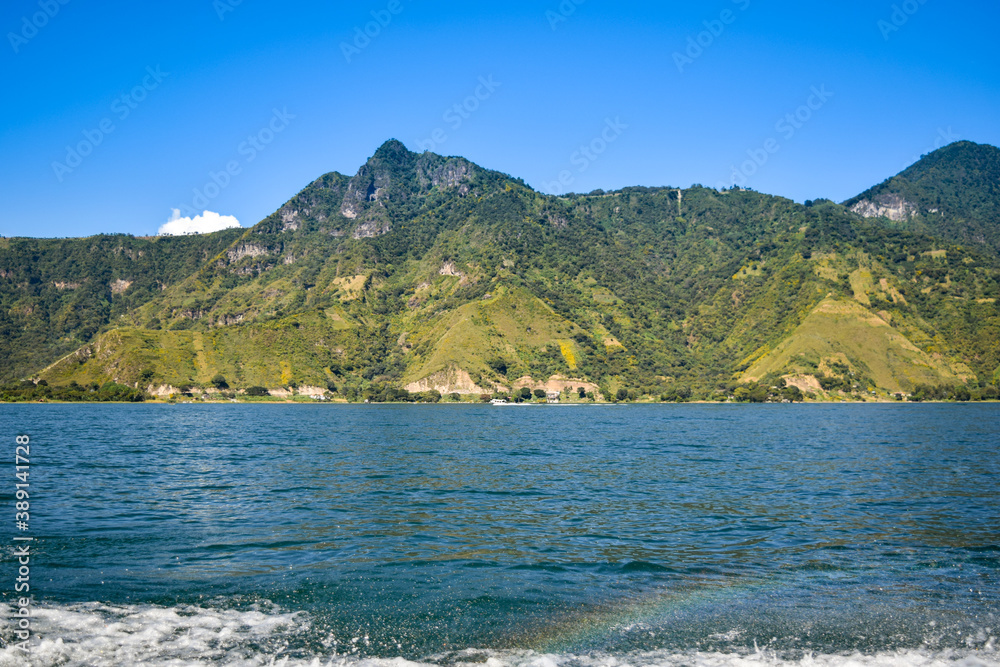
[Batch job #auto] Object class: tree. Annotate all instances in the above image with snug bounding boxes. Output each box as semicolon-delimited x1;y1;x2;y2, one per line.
781;385;803;402
211;374;228;389
245;386;269;396
577;386;586;398
616;388;628;401
519;387;532;399
533;389;546;399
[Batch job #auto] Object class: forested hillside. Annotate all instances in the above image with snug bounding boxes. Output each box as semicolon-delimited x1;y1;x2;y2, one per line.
3;140;999;402
0;230;242;381
846;140;1000;254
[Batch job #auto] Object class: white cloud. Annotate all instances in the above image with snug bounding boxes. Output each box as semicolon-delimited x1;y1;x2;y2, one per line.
158;209;242;236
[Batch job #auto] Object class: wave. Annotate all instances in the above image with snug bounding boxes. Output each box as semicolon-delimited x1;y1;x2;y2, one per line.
0;602;997;667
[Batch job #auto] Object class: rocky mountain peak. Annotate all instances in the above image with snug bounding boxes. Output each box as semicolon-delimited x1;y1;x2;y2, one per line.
370;138;413;163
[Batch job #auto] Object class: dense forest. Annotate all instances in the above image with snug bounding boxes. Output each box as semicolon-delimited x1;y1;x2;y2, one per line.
0;231;242;382
846;140;1000;253
2;140;998;402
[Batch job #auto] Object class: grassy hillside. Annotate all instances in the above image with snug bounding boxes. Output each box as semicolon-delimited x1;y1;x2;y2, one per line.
7;140;1000;401
40;313;351;391
741;298;970;395
0;229;243;382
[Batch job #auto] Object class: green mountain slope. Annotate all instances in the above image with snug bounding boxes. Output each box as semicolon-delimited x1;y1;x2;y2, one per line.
845;140;1000;254
741;297;972;394
7;140;1000;401
0;230;242;382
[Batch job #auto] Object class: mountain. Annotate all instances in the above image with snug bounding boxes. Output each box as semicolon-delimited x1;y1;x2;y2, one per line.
3;140;999;401
0;230;243;382
845;140;1000;254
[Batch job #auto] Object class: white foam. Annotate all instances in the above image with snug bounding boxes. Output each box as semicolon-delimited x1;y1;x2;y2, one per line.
0;601;307;666
443;648;1000;667
0;603;997;667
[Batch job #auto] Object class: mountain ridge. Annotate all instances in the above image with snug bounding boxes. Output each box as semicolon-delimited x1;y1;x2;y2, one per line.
845;140;1000;253
3;140;999;402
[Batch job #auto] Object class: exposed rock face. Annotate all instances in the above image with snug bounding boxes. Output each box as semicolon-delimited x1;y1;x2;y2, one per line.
340;145;474;238
547;213;569;228
439;261;462;277
110;279;132;294
147;384;181;397
352;217;392;239
341;203;359;220
423;158;472;194
404;366;488;395
783;374;822;394
340;164;386;219
54;281;81;290
280;209;300;231
211;313;245;327
341;165;392;238
849;193;917;221
227;244;270;262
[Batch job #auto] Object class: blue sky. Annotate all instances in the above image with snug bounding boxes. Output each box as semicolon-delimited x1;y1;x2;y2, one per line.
2;0;998;238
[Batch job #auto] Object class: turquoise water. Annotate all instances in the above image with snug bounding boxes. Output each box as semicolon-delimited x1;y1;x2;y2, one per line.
0;403;997;666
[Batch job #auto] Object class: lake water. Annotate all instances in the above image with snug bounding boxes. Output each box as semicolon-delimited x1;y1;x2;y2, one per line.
0;404;997;666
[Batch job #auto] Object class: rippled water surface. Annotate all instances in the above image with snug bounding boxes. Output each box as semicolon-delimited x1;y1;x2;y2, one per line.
0;403;997;666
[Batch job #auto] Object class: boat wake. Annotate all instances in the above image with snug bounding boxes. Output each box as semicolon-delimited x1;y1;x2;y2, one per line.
0;602;996;667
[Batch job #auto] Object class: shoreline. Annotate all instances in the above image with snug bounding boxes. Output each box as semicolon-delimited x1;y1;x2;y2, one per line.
2;398;996;406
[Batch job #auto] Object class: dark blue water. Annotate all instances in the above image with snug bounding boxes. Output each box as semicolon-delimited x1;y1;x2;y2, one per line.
1;404;998;666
